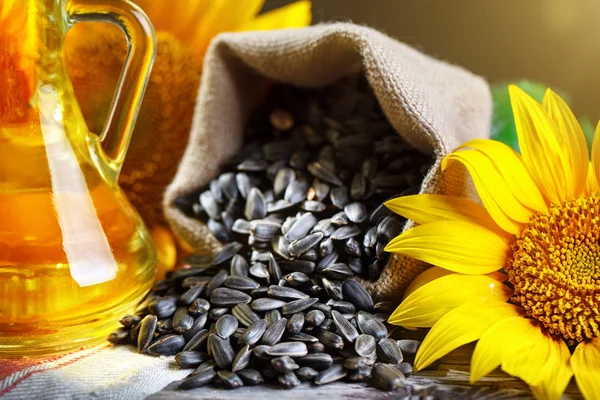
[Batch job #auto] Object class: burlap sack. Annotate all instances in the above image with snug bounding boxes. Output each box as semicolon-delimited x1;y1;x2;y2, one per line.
163;22;491;301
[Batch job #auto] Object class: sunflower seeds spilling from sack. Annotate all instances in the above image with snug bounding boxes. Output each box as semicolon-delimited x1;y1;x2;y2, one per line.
112;77;426;391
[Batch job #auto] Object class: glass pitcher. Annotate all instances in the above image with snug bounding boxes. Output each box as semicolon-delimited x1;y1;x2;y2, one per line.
0;0;157;356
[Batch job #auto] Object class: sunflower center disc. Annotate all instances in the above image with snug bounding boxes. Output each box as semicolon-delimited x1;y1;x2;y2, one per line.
507;196;600;343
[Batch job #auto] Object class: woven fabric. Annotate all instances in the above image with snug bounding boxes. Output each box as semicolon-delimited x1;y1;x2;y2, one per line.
164;22;492;299
0;346;185;399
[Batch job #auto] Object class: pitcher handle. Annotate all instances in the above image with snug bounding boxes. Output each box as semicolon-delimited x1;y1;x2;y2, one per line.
64;0;156;179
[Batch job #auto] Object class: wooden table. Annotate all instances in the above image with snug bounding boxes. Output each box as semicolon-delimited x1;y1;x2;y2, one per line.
149;344;583;400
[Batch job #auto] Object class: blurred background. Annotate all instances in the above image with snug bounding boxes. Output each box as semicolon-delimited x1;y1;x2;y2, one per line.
266;0;600;121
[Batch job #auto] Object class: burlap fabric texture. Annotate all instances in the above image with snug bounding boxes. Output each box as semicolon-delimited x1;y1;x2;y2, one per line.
163;22;492;302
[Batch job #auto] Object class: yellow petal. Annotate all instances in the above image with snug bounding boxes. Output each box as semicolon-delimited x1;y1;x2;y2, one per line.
238;1;312;31
442;149;530;235
542;88;589;199
530;339;572;400
414;301;521;371
571;338;600;400
385;220;510;274
585;163;599;197
591;122;600;192
470;316;537;383
385;194;504;235
402;266;453;300
509;85;570;205
501;327;556;386
389;274;513;328
456;139;547;213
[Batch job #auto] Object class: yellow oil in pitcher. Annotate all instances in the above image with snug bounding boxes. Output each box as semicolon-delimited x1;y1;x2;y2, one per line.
0;0;157;355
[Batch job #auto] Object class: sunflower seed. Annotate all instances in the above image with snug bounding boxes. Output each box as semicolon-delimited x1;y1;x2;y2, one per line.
108;327;130;344
284;213;318;242
208;334;235;369
322;278;343;301
278;372;301;389
284;272;310;286
343;280;374;311
268;253;283;282
372;363;405;391
289;332;319;342
235;173;252;199
308;162;342;186
232;303;260;327
212;243;243;266
194;359;217;374
310;303;333;318
215;315;238;339
250;220;281;241
287;312;305;334
230;255;249;277
355;334;377;357
217;370;244;389
238;158;268;172
282;297;318;315
225;276;259;291
241;320;268;345
377;338;403;364
251;298;286;312
344;202;367;223
369;202;393;224
272;356;300;373
250;286;269;299
348;366;373;382
296;366;319;381
316;250;338;272
313;218;336;237
280;260;316;275
330;212;349;227
137;315;157;352
178;283;204;306
210;288;251;306
149;296;178;319
244;187;266;221
262;317;287;346
308;342;326;354
266;342;308;357
179;368;216;390
119;315;141;328
350;173;367;200
322;263;354;280
314;364;347;385
265;310;282;326
356;311;387;340
330;186;349;209
343;356;369;370
274;168;296;197
229;344;252;372
237;369;265;386
232;219;251;235
183;328;209;352
331;225;361;240
288;232;323;257
147;334;185;356
284;179;310;204
173;307;194;333
249;263;269;281
331;310;359;342
200;191;220;220
395;362;413;376
302;200;326;212
316;329;345;349
304;310;325;328
332;301;356;314
176;351;209;369
313;179;330;201
396;339;421;356
267;285;309;300
209;307;229;321
377;215;403;242
183;313;209;341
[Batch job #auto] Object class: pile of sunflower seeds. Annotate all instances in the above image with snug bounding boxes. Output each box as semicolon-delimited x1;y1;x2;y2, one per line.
110;76;429;391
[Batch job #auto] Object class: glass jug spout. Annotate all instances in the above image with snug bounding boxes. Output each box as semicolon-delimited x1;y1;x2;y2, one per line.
0;0;157;356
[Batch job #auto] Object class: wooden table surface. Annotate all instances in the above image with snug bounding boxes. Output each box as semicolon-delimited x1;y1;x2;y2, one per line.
149;344;583;400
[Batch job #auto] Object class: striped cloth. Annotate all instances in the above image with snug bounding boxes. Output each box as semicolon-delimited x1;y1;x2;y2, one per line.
0;346;190;399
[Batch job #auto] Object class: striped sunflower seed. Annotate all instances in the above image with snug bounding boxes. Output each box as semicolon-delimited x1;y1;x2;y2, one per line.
217;370;244;389
284;271;310;286
278;372;301;389
288;332;318;343
232;344;252;371
396;339;421;356
266;341;308;357
267;285;309;300
241;320;268;345
183;328;209;352
343;280;374;311
372;363;405;391
271;356;300;373
137;315;157;353
235;172;252;199
250;219;282;241
210;287;251;307
274;168;296;197
251;298;286;312
179;368;216;390
229;254;249;277
175;351;209;369
286;312;305;334
355;334;377;357
305;310;325;327
215;315;238;339
232;303;260;327
237;369;265;386
244;187;266;221
284;213;318;242
314;364;347;385
225;275;260;291
208;334;235;369
147;334;185;356
356;311;387;340
287;232;324;257
265;309;282;326
262;317;287;346
296;353;334;370
296;366;319;381
331;310;359;342
281;297;318;315
173;307;194;333
206;269;229;296
316;330;344;350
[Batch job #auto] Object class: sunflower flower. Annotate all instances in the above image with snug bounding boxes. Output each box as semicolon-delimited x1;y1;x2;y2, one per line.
386;85;600;400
